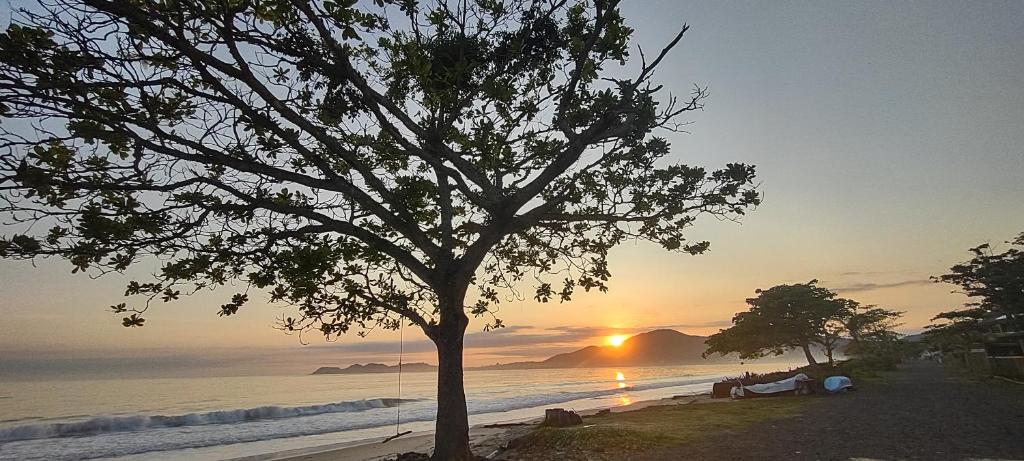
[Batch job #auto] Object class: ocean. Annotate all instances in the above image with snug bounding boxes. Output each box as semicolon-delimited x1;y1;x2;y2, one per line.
0;362;797;460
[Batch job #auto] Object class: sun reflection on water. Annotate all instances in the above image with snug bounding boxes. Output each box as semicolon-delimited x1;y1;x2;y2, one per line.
615;371;628;389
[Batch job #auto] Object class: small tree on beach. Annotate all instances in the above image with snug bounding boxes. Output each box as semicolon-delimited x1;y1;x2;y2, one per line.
704;280;847;367
0;0;759;458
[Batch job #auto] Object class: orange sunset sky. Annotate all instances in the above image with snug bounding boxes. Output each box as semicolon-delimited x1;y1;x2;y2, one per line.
1;1;1022;378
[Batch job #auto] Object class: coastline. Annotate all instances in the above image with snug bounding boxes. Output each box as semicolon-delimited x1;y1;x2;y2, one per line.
6;363;801;461
235;393;716;461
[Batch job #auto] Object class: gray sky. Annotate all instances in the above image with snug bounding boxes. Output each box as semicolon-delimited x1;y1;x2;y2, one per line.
1;1;1022;377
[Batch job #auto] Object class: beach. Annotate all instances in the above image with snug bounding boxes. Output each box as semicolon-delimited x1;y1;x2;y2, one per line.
244;394;717;461
261;361;1024;461
19;359;1019;461
4;356;1022;460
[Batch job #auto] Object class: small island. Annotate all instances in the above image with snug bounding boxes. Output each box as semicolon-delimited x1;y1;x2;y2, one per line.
311;362;438;375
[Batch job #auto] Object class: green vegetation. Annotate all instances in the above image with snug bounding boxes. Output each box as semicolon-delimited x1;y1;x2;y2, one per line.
506;399;807;460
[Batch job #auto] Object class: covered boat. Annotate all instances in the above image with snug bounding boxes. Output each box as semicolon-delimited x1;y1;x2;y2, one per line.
730;373;814;399
823;375;854;393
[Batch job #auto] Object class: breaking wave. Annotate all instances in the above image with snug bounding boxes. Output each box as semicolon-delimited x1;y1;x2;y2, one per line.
0;397;410;443
0;373;732;461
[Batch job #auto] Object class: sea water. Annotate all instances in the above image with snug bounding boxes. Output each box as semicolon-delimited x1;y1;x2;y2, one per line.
0;362;795;460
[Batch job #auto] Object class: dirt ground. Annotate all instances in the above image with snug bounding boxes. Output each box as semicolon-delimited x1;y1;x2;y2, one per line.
637;361;1024;460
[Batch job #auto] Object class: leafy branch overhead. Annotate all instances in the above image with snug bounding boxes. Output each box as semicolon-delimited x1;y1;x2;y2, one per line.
0;0;759;338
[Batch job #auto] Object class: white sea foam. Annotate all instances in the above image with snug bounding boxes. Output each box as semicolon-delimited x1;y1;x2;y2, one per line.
0;398;408;443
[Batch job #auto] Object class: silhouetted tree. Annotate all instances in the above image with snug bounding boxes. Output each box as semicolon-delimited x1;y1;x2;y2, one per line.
704;281;846;367
933;232;1024;331
0;1;759;458
840;299;902;344
924;307;987;353
839;299;904;367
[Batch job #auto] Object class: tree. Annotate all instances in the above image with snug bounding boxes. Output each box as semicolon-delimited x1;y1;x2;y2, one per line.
839;299;904;367
924;308;987;353
933;232;1024;330
840;299;902;344
926;232;1024;356
704;282;904;369
704;281;846;367
0;1;759;458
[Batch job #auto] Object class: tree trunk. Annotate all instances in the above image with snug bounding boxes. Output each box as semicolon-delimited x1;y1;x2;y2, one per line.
431;306;472;460
801;343;819;368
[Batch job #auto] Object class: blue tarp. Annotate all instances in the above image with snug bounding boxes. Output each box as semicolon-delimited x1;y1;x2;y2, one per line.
823;375;854;393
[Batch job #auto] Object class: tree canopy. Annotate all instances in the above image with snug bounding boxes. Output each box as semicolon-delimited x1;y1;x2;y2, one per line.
0;0;759;458
0;0;758;336
923;308;988;352
839;299;903;363
704;281;902;367
704;281;844;366
934;232;1024;326
926;232;1024;348
841;299;903;344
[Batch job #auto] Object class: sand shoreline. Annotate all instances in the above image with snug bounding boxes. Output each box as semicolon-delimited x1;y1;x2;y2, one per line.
227;393;715;461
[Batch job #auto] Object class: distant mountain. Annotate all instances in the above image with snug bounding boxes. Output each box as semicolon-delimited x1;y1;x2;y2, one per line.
311;328;839;374
475;329;725;370
311;362;437;375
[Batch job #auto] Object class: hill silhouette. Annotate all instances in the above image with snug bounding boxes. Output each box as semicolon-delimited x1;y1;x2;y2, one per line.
474;329;725;370
312;329;826;374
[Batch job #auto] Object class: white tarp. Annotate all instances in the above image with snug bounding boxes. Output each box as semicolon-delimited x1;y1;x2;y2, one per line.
730;373;812;399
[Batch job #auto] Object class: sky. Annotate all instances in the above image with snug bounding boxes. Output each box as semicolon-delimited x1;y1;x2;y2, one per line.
1;1;1023;379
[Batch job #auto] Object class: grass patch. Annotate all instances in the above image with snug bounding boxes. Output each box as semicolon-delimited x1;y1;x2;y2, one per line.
504;398;808;461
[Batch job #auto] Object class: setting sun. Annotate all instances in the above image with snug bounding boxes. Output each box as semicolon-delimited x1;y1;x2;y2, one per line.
607;335;628;347
0;2;1016;460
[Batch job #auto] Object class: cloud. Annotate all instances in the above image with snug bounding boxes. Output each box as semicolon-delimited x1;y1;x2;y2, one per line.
834;270;917;277
544;325;621;337
832;279;932;293
657;320;733;329
545;321;729;337
467;345;577;359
